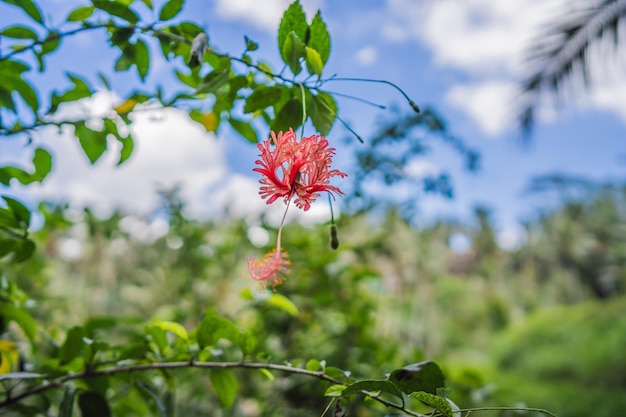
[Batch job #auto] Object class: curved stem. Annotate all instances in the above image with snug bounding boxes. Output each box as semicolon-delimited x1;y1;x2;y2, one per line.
323;77;420;114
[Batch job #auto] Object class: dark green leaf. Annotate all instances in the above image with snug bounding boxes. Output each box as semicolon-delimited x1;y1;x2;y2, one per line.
114;44;135;72
281;31;305;75
308;91;337;136
41;31;61;55
78;391;111;417
209;368;238;409
74;121;107;164
134;39;150;80
343;379;404;404
0;25;38;40
272;97;303;133
196;313;239;349
93;0;139;23
229;117;258;143
244;85;282;113
67;5;95;21
305;46;323;77
388;361;446;395
59;385;77;417
196;69;230;95
175;69;200;88
308;11;331;64
278;1;307;64
159;0;183;21
12;77;39;114
14;239;35;262
0;239;18;258
0;303;36;342
3;0;44;24
0;86;16;111
409;391;454;417
3;196;30;227
59;326;84;365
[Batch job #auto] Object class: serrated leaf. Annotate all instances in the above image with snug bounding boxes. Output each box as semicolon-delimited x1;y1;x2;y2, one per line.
308;11;330;64
0;25;38;40
278;1;308;64
0;303;36;343
265;293;299;316
74;121;107;164
134;39;150;80
4;0;44;24
197;313;239;349
324;384;346;397
272;98;303;133
308;91;337;136
305;46;323;77
229;118;258;143
153;321;188;341
59;326;84;365
196;69;230;95
343;379;404;404
78;391;111;417
93;0;139;23
159;0;183;21
209;368;238;409
281;31;305;75
409;391;454;417
67;5;94;21
244;85;282;113
389;361;446;395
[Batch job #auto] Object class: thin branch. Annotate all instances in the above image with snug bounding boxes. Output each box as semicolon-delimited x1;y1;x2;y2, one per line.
459;406;557;417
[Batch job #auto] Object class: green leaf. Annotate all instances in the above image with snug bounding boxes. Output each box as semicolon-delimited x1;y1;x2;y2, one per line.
67;5;95;21
13;239;35;262
196;313;239;349
305;46;323;77
308;11;331;64
135;382;167;417
159;0;183;21
0;25;38;40
3;196;30;228
140;0;153;9
409;391;454;417
189;109;219;133
134;39;150;80
343;379;404;404
32;147;52;181
152;321;188;341
278;1;308;64
78;391;111;417
308;91;337;136
388;361;446;395
324;384;347;397
12;77;39;114
59;385;77;417
237;330;257;356
209;368;238;409
0;239;19;258
228;118;258;143
244;35;258;51
281;31;305;75
41;31;61;55
3;0;44;24
265;293;299;316
272;97;303;133
244;85;282;114
74;121;107;164
115;45;135;72
93;0;139;23
59;326;84;365
306;359;321;371
196;69;230;95
0;303;36;342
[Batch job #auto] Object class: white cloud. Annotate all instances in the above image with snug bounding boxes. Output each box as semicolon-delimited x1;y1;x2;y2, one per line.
589;79;626;123
213;0;324;32
446;80;515;136
355;46;378;66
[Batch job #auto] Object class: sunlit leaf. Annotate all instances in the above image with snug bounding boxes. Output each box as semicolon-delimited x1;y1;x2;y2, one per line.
324;384;346;397
265;293;299;316
159;0;184;21
0;25;38;40
278;1;307;65
67;5;94;21
308;11;330;64
153;321;188;341
209;368;238;409
305;46;323;77
409;391;454;417
189;109;219;132
281;31;305;75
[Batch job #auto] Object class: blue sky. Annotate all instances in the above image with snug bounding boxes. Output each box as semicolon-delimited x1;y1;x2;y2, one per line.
2;0;625;247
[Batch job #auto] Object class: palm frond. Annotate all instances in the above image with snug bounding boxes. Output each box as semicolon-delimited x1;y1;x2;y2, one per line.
517;0;626;134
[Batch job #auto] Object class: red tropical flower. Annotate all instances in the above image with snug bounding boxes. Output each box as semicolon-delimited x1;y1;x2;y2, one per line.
246;248;291;289
253;129;347;211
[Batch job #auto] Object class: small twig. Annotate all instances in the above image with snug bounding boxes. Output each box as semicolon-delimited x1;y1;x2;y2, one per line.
459;406;557;417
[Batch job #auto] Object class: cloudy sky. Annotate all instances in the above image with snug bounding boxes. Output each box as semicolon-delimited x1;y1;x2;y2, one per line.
2;0;625;245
